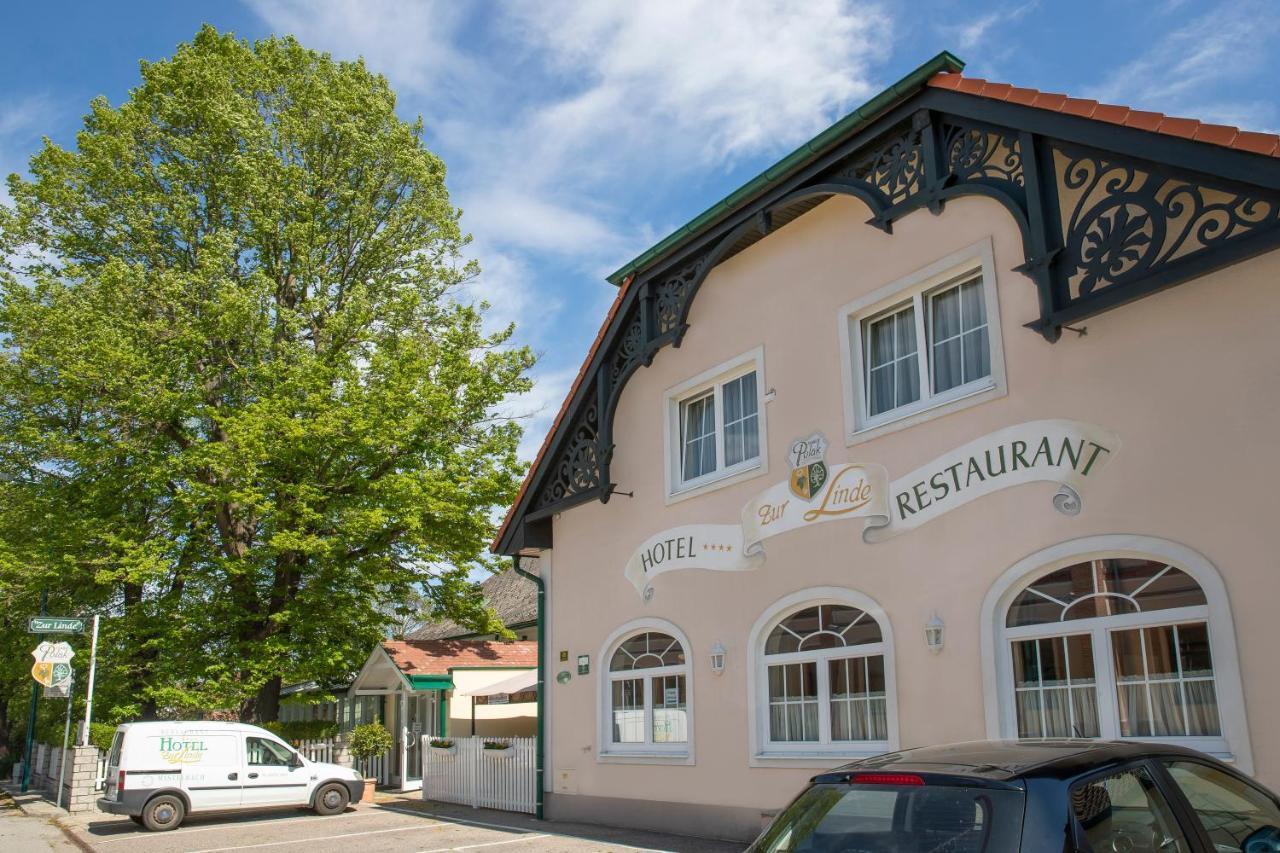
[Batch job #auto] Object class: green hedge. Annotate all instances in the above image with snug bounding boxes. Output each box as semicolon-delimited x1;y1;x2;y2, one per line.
260;719;339;742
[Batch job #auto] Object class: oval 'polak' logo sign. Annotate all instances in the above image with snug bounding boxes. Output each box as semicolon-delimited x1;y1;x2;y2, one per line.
788;432;828;500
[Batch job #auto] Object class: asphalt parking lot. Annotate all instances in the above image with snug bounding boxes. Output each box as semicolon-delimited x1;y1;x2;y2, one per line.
66;798;748;853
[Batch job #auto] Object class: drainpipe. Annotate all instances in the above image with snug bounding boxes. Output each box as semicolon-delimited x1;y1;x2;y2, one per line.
513;555;545;821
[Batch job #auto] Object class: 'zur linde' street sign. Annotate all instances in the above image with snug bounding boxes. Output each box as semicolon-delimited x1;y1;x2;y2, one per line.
28;617;84;634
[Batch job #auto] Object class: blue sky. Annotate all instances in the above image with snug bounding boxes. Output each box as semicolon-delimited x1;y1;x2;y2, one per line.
3;0;1278;459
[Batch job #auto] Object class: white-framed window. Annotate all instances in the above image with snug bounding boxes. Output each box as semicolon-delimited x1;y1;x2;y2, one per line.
1003;557;1227;753
664;347;767;501
599;622;692;760
748;588;898;765
838;239;1006;442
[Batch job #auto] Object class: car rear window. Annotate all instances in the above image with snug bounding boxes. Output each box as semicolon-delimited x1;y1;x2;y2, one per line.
106;730;124;768
751;781;1024;852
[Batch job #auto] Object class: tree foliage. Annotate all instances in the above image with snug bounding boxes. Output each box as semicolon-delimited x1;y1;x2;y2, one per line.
0;26;532;730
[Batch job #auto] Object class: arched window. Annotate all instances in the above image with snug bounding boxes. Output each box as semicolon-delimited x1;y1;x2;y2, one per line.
1003;557;1224;750
751;591;895;758
602;628;689;755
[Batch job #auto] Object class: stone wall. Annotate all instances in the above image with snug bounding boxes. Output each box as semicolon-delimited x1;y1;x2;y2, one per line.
25;741;102;813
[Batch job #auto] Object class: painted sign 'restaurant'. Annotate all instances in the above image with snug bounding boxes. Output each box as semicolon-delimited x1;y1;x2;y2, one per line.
867;419;1117;542
624;420;1118;597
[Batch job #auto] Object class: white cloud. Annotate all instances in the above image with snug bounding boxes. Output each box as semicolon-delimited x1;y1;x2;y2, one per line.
0;94;58;205
1085;1;1280;127
462;190;625;258
508;0;893;168
243;0;473;97
494;363;580;462
943;2;1037;52
455;244;560;337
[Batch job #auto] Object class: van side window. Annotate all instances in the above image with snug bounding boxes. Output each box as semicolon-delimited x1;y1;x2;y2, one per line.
245;736;293;766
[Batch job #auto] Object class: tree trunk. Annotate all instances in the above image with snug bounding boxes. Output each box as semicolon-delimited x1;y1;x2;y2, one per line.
254;675;282;723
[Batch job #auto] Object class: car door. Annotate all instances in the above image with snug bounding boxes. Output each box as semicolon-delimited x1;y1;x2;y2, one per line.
178;733;242;811
1069;762;1196;852
1156;758;1280;852
241;735;310;807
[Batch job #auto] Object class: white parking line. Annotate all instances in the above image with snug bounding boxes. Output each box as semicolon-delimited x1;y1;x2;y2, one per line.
90;809;387;844
415;834;550;852
183;821;450;853
377;806;678;853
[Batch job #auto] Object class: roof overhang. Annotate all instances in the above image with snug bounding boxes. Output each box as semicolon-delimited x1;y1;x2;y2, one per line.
495;51;1280;558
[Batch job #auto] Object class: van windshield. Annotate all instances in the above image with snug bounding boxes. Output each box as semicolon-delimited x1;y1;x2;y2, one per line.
750;782;1024;853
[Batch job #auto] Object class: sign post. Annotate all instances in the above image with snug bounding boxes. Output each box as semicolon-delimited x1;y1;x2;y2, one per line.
81;614;100;746
55;674;74;810
20;588;47;793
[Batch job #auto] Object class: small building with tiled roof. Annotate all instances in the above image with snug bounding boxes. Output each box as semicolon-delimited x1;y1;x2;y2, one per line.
344;637;539;791
496;50;1280;841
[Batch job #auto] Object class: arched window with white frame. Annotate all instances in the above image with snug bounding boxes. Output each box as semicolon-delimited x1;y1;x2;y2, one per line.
599;623;691;759
986;539;1252;770
749;588;898;762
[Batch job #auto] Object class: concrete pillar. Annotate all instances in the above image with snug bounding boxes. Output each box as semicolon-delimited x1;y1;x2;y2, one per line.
332;733;353;768
63;745;103;813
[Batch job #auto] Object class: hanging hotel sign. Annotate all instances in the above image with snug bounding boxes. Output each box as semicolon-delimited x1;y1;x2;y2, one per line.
624;420;1118;598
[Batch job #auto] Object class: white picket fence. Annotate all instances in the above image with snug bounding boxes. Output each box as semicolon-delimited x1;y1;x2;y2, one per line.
357;750;391;786
95;751;108;789
295;738;334;764
422;736;536;814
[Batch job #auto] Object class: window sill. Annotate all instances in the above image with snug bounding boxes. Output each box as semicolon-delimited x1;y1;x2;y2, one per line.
598;751;694;766
665;460;766;506
847;380;1004;447
750;747;890;769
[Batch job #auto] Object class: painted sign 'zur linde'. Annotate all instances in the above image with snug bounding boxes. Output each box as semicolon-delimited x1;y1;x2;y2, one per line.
624;420;1119;598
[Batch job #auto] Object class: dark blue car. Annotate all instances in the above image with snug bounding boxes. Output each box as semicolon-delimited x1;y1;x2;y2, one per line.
748;740;1280;852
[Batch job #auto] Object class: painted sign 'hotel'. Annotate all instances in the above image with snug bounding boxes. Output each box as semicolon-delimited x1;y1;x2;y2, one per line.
494;52;1280;842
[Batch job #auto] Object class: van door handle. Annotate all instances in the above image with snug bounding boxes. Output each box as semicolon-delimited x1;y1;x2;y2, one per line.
248;772;259;779
228;772;238;780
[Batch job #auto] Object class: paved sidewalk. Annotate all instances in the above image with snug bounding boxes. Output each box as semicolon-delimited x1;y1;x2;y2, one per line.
0;786;87;852
3;782;748;852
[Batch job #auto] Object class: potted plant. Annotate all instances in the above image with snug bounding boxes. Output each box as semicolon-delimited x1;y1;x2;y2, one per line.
482;739;513;759
428;738;455;754
348;723;394;803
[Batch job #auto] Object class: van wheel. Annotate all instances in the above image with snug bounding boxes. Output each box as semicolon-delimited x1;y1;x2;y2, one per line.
141;794;185;831
313;783;349;816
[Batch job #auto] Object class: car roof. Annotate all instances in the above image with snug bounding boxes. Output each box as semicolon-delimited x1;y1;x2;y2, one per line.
119;721;262;732
828;740;1213;783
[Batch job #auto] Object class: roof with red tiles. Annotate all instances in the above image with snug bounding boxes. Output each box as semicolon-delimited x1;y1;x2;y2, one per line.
927;71;1280;157
380;640;538;676
494;59;1280;555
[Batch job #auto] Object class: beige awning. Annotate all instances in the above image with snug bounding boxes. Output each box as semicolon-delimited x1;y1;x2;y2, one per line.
459;669;538;698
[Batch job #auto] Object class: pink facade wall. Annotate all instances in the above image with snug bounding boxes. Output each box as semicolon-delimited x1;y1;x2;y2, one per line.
539;193;1280;817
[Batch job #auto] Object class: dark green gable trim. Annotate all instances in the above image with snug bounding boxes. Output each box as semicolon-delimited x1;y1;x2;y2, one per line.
605;51;965;286
407;674;454;690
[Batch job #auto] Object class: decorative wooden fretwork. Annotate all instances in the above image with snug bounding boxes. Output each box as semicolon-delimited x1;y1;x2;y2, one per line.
534;396;601;510
1052;143;1280;305
510;93;1280;533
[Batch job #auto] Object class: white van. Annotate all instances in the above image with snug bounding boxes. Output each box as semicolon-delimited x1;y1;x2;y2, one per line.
97;721;365;831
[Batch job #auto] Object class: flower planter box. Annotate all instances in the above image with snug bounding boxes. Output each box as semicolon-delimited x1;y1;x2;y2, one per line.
428;744;456;755
482;746;514;760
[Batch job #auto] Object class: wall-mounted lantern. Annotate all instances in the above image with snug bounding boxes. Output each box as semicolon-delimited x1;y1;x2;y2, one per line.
710;642;727;675
925;614;945;654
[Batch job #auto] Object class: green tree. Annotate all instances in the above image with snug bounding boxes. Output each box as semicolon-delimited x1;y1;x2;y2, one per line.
0;26;531;722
